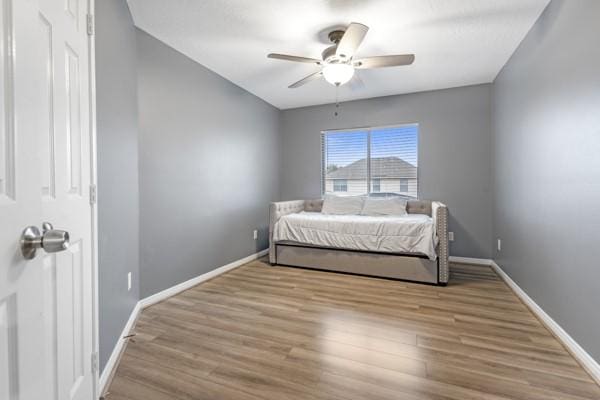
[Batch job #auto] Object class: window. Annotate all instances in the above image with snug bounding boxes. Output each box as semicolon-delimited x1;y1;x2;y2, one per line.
372;178;381;192
322;124;418;198
399;178;409;193
322;130;368;196
333;179;347;192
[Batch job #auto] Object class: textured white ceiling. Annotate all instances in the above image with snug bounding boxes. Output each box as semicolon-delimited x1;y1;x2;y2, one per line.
127;0;550;109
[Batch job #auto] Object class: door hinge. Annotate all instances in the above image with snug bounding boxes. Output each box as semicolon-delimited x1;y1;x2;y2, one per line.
89;184;97;205
87;14;95;36
91;352;99;374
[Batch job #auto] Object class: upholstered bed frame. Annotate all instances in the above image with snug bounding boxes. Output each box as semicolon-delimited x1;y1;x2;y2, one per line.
269;199;449;285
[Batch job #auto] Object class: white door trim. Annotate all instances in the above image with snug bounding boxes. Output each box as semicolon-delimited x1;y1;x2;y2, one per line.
86;0;100;398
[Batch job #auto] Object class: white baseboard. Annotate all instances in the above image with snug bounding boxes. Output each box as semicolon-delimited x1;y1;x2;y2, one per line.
449;256;493;266
100;251;600;390
450;255;600;384
139;248;269;309
99;301;140;394
98;248;269;395
490;260;600;385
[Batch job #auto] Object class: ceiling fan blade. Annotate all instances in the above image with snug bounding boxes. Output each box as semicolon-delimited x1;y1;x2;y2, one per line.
336;22;369;59
353;54;415;69
348;73;365;91
288;71;323;88
268;53;321;64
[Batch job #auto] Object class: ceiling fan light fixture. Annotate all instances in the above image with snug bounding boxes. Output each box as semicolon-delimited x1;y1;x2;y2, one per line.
268;22;414;90
322;63;354;86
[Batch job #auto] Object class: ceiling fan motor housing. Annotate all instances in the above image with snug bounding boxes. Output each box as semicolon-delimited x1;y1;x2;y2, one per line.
322;47;351;65
323;30;350;63
328;30;345;44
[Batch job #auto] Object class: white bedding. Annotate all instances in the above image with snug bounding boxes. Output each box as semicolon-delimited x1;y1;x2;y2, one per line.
273;212;438;260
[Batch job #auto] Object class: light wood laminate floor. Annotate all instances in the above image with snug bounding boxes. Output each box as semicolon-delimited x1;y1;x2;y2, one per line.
104;259;600;400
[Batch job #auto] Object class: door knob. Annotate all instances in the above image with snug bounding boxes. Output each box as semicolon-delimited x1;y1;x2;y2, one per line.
20;223;70;260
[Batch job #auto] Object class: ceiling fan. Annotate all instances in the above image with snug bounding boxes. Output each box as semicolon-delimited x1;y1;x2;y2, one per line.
267;22;415;89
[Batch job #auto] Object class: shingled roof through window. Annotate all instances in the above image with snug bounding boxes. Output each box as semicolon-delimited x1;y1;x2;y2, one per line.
326;157;417;179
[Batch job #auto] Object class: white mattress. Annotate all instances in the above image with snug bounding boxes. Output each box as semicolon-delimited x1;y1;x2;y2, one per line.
273;212;438;260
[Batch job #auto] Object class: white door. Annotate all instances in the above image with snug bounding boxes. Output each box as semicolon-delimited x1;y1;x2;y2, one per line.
0;0;96;399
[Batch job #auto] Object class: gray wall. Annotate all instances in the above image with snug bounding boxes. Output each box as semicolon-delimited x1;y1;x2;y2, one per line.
492;0;600;360
96;0;600;373
95;0;140;372
280;85;493;258
136;29;280;298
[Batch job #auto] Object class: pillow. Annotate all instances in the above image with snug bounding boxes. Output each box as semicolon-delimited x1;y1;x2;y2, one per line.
361;197;407;216
321;195;365;215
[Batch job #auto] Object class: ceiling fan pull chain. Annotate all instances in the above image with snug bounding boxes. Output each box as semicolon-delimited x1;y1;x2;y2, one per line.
334;83;340;117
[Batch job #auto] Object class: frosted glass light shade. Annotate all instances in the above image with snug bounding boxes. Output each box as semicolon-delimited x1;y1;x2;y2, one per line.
322;63;354;86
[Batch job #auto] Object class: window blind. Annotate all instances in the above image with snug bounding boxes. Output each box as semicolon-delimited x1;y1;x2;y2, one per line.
322;124;418;198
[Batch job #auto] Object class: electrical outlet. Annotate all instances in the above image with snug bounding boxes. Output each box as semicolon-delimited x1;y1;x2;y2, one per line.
253;229;258;240
127;272;132;291
448;231;454;242
497;239;502;252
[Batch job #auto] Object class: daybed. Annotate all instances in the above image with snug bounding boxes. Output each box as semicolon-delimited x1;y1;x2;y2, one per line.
269;198;449;285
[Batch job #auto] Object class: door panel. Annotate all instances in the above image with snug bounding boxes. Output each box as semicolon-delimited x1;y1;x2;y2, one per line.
0;294;18;400
56;240;86;399
65;43;82;196
39;0;93;398
39;12;56;200
66;0;79;28
0;0;95;399
1;0;47;398
43;253;58;400
0;0;15;203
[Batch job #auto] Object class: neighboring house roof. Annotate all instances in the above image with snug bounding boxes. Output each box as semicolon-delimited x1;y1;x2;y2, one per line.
327;157;417;179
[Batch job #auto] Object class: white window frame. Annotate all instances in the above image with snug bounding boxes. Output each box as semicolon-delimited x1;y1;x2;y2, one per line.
321;123;419;198
333;179;348;192
399;178;409;193
372;178;381;192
